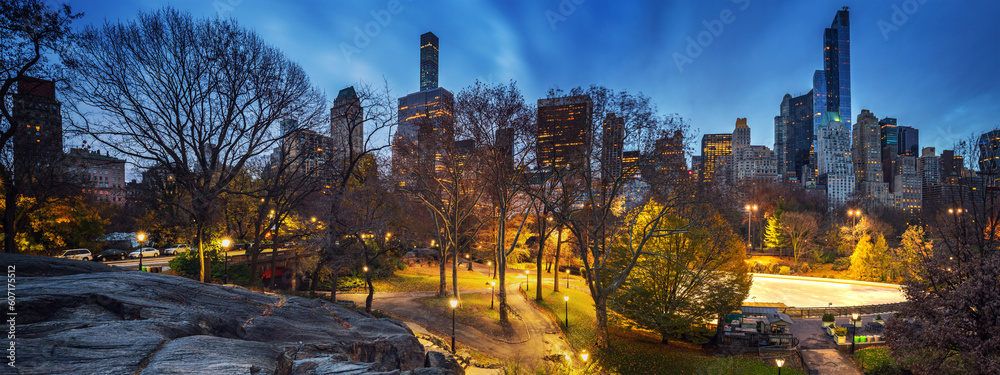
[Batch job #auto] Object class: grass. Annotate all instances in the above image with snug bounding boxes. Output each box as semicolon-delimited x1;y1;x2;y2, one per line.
417;292;501;326
530;284;806;375
855;346;905;374
368;263;496;293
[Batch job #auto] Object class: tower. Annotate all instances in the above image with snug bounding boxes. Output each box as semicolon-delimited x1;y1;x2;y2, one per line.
823;8;851;129
537;95;592;171
419;32;439;92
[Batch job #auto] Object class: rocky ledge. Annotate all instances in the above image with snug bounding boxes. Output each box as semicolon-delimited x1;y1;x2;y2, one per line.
3;254;462;375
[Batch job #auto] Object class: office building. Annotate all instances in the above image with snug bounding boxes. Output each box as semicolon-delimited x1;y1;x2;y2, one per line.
814;111;854;208
978;129;1000;174
823;8;851;130
776;91;815;181
601;113;624;181
537;95;592;171
12;77;63;175
393;32;455;185
852;110;891;208
701;133;732;183
278;119;334;176
898;126;919;157
419;32;439;92
331;86;364;163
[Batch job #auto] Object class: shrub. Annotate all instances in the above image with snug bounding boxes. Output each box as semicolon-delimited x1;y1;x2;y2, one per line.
823;313;836;322
769;263;780;274
832;257;850;271
799;263;812;274
834;326;847;337
856;347;903;375
876;314;883;320
812;249;837;264
778;266;791;275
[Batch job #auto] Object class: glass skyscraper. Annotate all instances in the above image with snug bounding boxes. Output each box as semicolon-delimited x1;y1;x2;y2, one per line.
419;32;439;92
823;8;851;128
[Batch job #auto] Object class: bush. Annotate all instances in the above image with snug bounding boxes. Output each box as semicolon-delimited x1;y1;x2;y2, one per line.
768;263;780;274
856;347;904;375
168;247;224;279
876;314;883;320
832;257;850;271
822;313;836;322
834;326;847;337
778;266;791;275
813;250;837;264
799;263;812;273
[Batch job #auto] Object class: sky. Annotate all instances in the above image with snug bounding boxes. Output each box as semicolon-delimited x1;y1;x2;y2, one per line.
64;0;1000;160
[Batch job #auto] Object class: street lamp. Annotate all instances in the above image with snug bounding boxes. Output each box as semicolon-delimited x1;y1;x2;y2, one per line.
488;261;493;279
564;295;570;329
449;299;458;353
850;312;860;354
465;253;472;271
490;281;496;309
221;238;231;284
566;269;570;288
580;350;588;363
136;232;146;271
525;270;530;292
745;205;757;251
776;358;785;375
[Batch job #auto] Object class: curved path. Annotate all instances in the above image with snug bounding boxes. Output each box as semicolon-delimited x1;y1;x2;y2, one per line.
337;264;573;368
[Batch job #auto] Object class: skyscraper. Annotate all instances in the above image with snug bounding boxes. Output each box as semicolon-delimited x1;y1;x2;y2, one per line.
419;32;439;92
13;77;63;168
331;86;364;163
601;113;624;181
701;133;732;183
777;91;815;182
979;129;1000;174
815;111;854;208
537;95;592;171
393;32;455;185
897;126;919;157
823;8;851;129
852;110;891;208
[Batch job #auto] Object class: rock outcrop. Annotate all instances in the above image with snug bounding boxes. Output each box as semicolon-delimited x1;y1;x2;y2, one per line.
4;254;460;375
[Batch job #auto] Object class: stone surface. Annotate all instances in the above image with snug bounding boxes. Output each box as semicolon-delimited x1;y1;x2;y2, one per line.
4;254;448;375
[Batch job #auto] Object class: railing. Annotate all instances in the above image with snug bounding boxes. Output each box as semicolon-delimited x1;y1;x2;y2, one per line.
783;302;905;318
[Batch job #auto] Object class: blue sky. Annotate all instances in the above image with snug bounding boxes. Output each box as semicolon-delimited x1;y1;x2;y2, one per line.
67;0;999;157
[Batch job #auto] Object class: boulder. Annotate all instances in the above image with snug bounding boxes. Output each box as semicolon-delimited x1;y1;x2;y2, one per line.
5;254;437;375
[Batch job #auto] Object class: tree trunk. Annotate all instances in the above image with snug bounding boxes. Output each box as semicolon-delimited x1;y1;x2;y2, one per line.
496;220;509;325
330;267;338;303
197;221;208;282
438;245;447;298
3;181;17;253
452;243;459;299
594;295;609;348
553;228;562;292
365;263;374;313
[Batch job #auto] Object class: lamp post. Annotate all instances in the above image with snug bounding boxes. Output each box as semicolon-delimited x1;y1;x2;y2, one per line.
221;238;231;284
136;233;146;271
564;295;569;329
488;261;493;279
490;281;496;309
745;205;757;251
566;269;570;288
850;312;860;354
465;253;472;271
776;358;784;375
525;270;530;292
449;299;458;353
580;350;588;363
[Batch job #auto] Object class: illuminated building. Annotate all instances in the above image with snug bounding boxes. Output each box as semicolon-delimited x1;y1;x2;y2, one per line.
977;129;1000;174
823;8;851;130
700;133;731;183
420;32;439;92
815;111;854;208
537;94;592;171
277;119;333;176
775;91;814;181
852;110;891;208
12;77;63;176
66;148;127;205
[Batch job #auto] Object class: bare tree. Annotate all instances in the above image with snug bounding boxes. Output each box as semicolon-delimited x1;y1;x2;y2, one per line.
781;211;820;264
535;85;695;348
0;0;80;253
64;8;326;282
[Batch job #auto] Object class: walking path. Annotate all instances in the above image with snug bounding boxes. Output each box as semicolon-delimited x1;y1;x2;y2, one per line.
337;263;575;369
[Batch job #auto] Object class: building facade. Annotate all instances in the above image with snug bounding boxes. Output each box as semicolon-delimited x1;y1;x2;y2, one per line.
815;111;854;208
537;95;593;171
419;32;439;92
66;148;127;205
12;77;63;180
823;8;851;130
331;86;364;164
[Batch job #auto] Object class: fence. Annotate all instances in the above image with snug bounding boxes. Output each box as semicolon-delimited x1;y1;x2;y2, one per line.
783;302;905;319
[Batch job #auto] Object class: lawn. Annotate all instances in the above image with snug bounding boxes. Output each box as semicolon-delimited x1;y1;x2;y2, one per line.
531;287;806;375
368;263;496;293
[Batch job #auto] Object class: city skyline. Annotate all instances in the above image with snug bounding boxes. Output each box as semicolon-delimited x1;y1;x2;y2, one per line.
65;0;999;161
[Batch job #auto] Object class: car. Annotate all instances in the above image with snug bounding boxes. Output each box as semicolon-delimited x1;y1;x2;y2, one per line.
58;249;92;261
128;248;160;258
95;249;129;262
163;244;190;255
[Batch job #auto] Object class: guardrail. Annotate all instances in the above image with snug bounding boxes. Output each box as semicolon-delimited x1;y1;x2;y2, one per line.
783;302;905;319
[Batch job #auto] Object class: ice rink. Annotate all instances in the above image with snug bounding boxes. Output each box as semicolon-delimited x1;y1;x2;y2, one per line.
746;274;907;307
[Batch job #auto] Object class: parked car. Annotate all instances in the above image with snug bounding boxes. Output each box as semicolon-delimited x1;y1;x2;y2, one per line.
95;249;129;262
128;248;160;258
58;249;92;261
163;244;190;255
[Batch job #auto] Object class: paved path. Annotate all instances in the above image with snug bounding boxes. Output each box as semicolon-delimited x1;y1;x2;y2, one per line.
799;349;861;375
338;264;574;368
791;314;892;374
